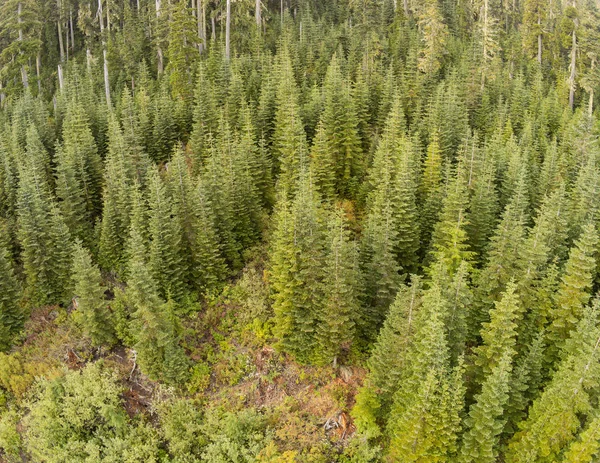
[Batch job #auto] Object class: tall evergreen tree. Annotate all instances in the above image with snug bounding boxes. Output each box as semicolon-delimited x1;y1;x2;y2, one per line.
71;241;115;347
0;238;21;350
316;209;361;366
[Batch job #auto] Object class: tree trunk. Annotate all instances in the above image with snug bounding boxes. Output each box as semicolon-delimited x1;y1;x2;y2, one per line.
57;21;65;62
197;0;205;53
86;48;92;71
403;0;409;17
156;0;164;74
255;0;261;28
58;63;64;90
211;15;216;41
70;10;75;52
280;0;283;25
225;0;231;60
36;54;41;94
18;2;29;88
98;0;111;106
568;27;577;110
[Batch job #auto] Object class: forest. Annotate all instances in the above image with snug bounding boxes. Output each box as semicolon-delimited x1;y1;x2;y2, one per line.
1;0;600;461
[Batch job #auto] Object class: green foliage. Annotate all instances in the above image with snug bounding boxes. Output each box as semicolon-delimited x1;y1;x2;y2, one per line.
71;240;115;347
24;363;159;463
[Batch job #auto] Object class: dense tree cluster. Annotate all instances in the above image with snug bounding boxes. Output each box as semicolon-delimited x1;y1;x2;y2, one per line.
1;0;600;461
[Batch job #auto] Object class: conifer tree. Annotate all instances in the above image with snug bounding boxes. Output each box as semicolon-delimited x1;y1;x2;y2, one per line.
310;121;335;203
17;152;72;307
547;222;599;358
317;209;360;366
98;114;139;274
0;239;21;350
271;51;308;196
360;163;401;341
473;282;521;379
393;137;421;274
192;176;228;293
561;413;600;463
127;205;189;384
387;284;464;462
146;166;186;301
472;174;529;333
428;164;474;276
71;241;115;347
419;130;444;253
363;277;423;415
460;352;513;463
321;54;363;196
506;303;600;463
54;100;103;247
270;172;325;363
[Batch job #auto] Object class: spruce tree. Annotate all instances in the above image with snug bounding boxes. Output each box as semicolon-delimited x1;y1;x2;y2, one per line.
270;172;325;363
127;205;189;384
547;222;599;359
506;303;600;463
460;352;514;463
387;284;464;462
321;54;363;196
71;241;115;347
317;209;360;366
17;153;72;307
364;277;423;414
0;239;21;350
146;166;186;301
54;100;103;246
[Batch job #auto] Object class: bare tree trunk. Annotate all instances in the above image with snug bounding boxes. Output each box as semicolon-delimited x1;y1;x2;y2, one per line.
156;0;164;74
197;0;205;53
70;10;75;52
57;21;65;62
66;20;69;61
98;0;111;106
86;48;92;71
568;27;577;110
403;0;409;17
211;15;216;41
255;0;261;28
58;63;64;90
0;82;5;107
36;54;41;94
225;0;231;60
18;2;29;88
280;0;283;25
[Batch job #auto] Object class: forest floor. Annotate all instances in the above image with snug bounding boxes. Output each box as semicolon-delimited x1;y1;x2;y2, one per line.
6;279;367;457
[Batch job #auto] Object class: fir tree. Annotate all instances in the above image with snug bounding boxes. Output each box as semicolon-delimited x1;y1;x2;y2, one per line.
364;276;423;414
270;172;325;363
321;54;363;196
387;284;464;462
460;352;514;463
317;209;360;366
506;303;600;463
0;239;21;350
127;205;189;384
146;166;186;301
54;100;103;247
547;222;599;359
71;241;115;347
